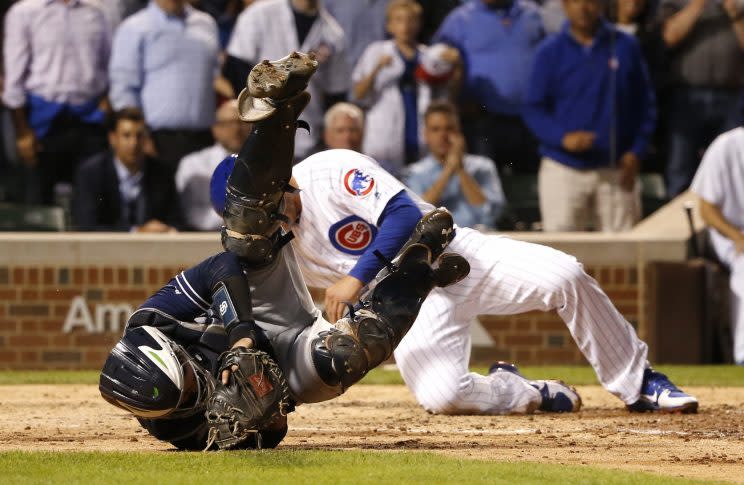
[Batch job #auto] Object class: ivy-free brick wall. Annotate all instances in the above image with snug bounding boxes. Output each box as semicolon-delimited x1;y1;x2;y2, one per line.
0;263;641;369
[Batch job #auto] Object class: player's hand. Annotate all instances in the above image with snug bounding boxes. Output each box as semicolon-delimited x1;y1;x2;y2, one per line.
561;131;596;153
618;152;640;192
221;337;254;385
15;130;39;168
324;275;364;323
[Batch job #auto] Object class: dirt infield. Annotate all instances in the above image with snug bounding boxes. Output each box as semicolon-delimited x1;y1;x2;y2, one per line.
0;384;742;483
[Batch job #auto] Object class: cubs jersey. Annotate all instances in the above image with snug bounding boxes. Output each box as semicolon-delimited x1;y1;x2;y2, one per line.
291;149;649;414
291;149;433;288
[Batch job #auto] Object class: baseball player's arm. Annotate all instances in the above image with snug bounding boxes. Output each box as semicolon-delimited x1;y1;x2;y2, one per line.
324;191;423;322
698;198;744;253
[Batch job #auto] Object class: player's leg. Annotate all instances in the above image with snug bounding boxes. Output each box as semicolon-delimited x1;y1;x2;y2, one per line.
394;291;544;414
465;232;697;410
466;234;647;403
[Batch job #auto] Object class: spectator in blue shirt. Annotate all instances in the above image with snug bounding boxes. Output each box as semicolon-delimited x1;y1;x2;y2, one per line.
405;101;505;230
523;0;656;232
433;0;545;175
109;0;220;172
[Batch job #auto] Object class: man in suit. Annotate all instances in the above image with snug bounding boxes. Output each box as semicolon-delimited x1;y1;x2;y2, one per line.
73;108;182;232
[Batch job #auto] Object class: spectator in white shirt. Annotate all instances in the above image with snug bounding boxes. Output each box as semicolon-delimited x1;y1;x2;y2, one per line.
175;100;252;231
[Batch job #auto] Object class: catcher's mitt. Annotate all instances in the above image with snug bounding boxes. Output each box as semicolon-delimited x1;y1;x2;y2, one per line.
205;347;292;450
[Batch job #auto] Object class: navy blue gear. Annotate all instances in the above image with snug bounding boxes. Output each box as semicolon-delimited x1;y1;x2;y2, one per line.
138;251;259;346
221;91;310;266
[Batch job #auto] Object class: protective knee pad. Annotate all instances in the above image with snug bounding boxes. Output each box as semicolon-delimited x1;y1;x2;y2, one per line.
99;326;215;419
221;92;310;266
311;310;398;390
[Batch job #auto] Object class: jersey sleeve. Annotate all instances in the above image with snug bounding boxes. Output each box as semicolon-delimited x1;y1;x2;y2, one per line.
690;134;728;207
331;154;409;225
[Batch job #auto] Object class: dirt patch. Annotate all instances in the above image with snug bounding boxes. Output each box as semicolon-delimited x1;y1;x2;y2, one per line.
0;385;742;482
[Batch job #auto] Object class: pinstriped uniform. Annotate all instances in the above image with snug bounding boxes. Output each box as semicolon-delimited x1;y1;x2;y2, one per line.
292;149;649;414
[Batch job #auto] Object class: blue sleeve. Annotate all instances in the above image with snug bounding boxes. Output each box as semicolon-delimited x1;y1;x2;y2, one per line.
522;43;566;148
348;191;423;284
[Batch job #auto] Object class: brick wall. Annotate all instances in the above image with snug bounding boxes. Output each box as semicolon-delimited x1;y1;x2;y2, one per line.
0;263;640;369
0;265;185;369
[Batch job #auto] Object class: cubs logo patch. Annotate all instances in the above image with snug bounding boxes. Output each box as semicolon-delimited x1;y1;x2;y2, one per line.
343;169;375;197
328;216;378;255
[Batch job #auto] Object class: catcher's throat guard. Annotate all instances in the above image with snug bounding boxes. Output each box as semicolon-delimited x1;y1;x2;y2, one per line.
205;347;293;450
99;326;215;419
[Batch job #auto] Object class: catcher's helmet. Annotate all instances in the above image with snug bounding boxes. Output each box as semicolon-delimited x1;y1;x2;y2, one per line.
99;326;196;419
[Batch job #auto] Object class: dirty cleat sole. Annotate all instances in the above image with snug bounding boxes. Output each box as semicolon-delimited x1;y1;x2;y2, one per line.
248;51;318;99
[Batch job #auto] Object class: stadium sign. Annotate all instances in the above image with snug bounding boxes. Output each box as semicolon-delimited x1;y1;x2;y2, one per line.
62;296;133;333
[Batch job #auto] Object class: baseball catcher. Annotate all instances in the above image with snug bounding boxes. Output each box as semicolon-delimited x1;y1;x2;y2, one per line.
99;52;470;450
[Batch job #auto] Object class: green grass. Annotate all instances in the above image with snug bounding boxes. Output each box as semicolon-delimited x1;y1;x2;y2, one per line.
0;451;728;485
1;365;743;386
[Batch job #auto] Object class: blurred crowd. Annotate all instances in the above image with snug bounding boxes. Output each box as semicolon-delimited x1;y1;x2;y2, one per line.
1;0;743;232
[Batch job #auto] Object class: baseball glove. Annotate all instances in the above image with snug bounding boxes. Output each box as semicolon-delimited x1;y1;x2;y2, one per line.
205;347;292;450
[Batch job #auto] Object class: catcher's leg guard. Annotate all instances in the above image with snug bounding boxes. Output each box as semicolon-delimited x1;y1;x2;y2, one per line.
99;326;216;420
397;207;456;263
223;52;318;266
311;244;470;390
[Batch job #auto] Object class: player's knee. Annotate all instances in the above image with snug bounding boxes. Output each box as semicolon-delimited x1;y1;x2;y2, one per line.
545;253;589;293
407;373;471;415
417;384;469;415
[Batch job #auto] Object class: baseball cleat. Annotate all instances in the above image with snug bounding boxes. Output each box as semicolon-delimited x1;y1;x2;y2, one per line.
432;253;470;288
489;361;582;413
238;51;318;122
627;368;698;413
247;51;318;99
